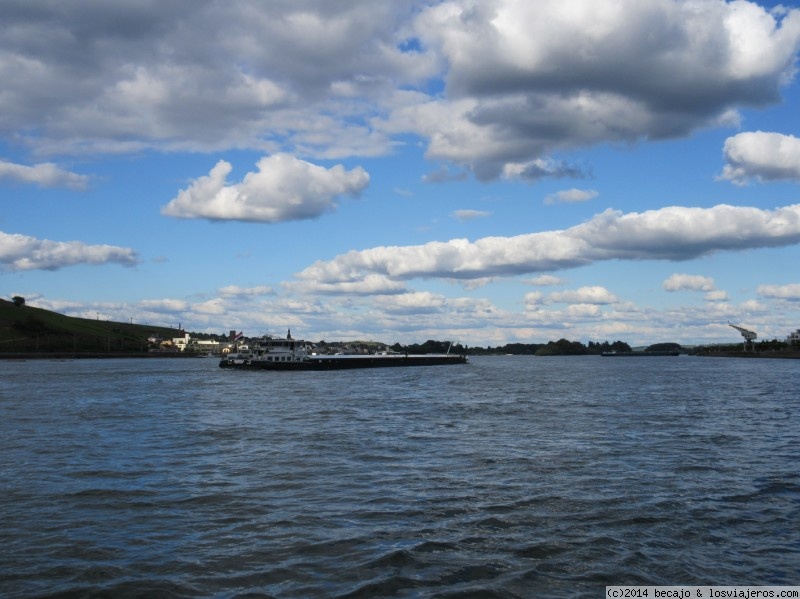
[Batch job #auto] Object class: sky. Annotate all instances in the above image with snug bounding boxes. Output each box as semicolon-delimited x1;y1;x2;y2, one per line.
2;0;800;347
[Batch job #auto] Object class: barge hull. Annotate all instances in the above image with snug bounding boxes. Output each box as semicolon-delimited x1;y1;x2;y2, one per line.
219;354;467;370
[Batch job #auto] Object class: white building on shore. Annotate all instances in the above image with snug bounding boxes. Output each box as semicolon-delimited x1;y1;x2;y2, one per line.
167;333;227;353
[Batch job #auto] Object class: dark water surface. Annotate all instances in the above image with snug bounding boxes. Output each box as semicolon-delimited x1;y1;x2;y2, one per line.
1;356;798;598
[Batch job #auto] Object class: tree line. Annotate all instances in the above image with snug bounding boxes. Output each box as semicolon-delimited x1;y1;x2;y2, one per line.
391;339;633;356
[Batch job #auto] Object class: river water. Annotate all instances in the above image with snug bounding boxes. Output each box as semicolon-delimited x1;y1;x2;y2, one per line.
1;355;798;598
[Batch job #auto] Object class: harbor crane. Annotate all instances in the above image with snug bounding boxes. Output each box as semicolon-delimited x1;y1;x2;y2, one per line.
729;323;757;352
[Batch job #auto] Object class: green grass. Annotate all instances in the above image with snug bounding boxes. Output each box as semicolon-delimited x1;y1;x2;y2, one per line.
0;299;183;354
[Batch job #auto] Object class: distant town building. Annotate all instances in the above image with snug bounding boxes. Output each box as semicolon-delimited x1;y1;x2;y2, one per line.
172;333;190;351
189;339;222;352
788;329;800;345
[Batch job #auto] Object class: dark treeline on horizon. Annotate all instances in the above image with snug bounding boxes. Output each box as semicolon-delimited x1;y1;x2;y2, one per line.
391;339;633;356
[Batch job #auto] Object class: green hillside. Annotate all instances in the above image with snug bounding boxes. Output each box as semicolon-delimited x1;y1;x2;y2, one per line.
0;298;184;355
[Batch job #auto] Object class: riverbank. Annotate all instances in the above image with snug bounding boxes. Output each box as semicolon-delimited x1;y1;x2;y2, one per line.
695;350;800;359
0;351;205;360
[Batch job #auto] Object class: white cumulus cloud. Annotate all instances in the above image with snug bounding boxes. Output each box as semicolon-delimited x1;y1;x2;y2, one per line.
663;274;716;292
161;154;370;223
288;274;407;296
219;285;274;297
758;283;800;300
704;290;729;302
549;286;618;305
524;291;544;309
373;291;448;314
720;131;800;185
526;275;566;286
565;304;603;318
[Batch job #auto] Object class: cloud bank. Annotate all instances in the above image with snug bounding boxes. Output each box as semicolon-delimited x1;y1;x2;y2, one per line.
758;283;800;300
0;160;89;190
0;231;139;271
296;203;800;288
399;0;800;177
2;1;798;179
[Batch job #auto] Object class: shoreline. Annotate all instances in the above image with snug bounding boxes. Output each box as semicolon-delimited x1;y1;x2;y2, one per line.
0;352;205;360
694;351;800;359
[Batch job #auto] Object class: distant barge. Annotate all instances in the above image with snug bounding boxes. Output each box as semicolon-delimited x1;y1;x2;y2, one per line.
219;333;467;371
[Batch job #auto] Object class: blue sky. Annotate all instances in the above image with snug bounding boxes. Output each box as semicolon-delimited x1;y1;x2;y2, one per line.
2;0;800;346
